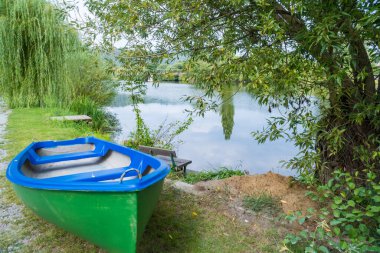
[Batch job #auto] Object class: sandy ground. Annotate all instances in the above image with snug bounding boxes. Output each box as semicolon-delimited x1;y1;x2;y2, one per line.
169;172;317;237
194;172;317;214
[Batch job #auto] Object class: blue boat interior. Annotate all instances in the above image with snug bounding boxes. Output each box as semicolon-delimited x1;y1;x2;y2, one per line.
18;138;161;183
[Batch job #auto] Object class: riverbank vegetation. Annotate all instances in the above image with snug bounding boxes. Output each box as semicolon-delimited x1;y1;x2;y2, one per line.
124;111;193;150
0;0;118;131
181;167;246;184
87;0;380;251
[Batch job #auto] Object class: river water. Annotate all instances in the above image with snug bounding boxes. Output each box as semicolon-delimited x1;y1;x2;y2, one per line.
107;82;298;176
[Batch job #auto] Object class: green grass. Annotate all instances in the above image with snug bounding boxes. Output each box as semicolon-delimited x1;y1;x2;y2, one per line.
0;108;282;252
182;167;246;184
138;185;261;253
243;193;282;215
3;108;110;160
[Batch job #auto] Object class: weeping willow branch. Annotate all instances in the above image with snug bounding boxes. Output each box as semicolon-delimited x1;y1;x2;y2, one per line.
0;0;81;107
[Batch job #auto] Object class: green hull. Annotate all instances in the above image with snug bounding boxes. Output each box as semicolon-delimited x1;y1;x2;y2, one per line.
13;180;165;253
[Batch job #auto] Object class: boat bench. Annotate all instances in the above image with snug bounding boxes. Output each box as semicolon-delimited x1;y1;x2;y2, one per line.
50;115;92;123
138;145;192;175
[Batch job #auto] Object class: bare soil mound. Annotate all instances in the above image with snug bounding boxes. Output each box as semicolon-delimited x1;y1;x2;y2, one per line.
194;172;317;214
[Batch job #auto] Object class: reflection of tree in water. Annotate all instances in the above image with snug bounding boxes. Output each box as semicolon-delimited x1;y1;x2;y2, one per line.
111;94;131;107
111;93;183;107
112;84;236;140
219;84;235;140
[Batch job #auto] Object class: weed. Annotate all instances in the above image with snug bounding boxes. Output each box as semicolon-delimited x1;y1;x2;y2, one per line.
183;167;246;184
243;193;281;215
124;113;193;150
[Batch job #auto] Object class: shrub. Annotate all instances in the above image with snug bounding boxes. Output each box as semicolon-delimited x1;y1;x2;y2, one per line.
284;170;380;252
66;51;117;107
124;112;193;150
70;97;119;132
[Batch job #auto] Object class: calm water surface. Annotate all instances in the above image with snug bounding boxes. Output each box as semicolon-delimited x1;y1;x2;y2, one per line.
108;83;298;176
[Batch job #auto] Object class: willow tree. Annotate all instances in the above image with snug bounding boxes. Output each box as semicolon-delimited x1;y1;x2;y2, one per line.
0;0;81;107
87;0;380;182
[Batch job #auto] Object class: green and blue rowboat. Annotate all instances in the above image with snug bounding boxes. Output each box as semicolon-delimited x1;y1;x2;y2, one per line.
6;137;170;253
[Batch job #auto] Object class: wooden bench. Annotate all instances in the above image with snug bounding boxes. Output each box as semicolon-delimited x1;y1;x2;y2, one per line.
138;145;192;175
50;115;92;123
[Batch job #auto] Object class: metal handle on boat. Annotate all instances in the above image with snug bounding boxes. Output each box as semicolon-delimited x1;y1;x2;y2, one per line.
119;168;142;183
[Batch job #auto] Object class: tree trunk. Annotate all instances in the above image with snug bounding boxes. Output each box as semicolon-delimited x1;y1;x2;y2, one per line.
316;84;379;184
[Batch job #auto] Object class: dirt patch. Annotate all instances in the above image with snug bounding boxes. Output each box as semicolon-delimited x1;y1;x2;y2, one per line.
194;172;317;215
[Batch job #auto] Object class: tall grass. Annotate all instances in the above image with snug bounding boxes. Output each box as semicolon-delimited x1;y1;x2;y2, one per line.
70;97;119;132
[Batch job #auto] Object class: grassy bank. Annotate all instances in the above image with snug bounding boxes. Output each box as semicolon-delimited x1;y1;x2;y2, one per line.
3;108;110;160
180;167;246;184
0;108;282;252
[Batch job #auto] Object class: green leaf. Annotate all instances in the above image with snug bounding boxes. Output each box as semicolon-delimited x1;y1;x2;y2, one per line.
373;196;380;202
370;206;380;213
327;179;333;187
359;224;368;233
290;235;300;244
299;230;308;238
298;217;306;225
318;245;329;253
367;246;380;252
347;200;355;207
333;227;340;236
333;210;340;217
367;211;375;217
305;246;317;253
333;196;342;205
340;240;348;249
330;219;341;226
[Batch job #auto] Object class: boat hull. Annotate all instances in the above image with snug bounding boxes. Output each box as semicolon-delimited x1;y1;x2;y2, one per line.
13;179;164;253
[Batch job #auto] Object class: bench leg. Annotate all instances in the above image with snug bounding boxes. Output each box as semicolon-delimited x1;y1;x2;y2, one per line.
183;165;187;177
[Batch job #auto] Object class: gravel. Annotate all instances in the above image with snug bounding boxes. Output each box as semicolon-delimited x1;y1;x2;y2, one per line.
0;100;29;252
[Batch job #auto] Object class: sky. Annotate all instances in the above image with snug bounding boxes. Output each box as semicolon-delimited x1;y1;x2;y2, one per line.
61;0;89;22
60;0;129;48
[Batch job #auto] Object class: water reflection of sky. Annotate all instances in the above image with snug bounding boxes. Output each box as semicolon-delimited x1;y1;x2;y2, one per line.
108;82;298;176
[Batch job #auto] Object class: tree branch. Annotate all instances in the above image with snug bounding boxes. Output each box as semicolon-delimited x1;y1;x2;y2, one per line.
346;27;376;99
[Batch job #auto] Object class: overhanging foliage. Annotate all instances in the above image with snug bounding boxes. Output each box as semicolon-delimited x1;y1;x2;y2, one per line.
86;0;380;183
